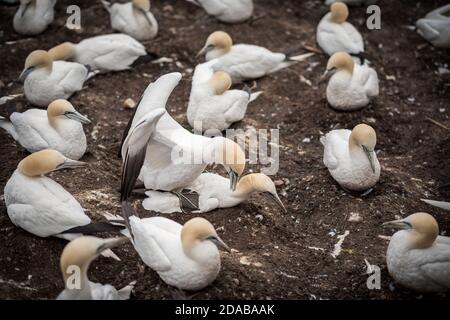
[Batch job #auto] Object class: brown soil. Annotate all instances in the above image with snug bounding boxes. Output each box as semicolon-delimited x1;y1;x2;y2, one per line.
0;0;449;300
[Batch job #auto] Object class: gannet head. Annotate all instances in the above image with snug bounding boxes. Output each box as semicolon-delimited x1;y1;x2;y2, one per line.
383;212;439;249
320;52;354;82
237;173;287;212
208;137;245;191
132;0;150;11
196;31;233;58
19;50;53;82
181;217;230;259
208;71;232;95
18;149;86;177
48;42;76;61
330;2;349;24
47;99;91;125
349;124;377;173
60;236;129;285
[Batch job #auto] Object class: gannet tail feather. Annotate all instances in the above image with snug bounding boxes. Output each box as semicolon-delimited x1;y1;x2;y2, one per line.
421;199;450;211
287;52;315;62
132;51;159;67
121;201;136;239
101;0;112;11
249;91;263;102
117;281;137;300
0;116;19;140
61;222;125;234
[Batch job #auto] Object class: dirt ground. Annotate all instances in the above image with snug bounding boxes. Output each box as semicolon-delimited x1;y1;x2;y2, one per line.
0;0;449;300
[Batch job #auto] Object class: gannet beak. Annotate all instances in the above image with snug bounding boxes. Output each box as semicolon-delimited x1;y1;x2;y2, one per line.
65;111;91;124
262;192;287;213
196;46;207;58
228;170;239;191
382;219;412;230
319;68;335;83
210;235;231;253
21;1;31;18
19;67;34;82
56;158;87;170
97;237;129;254
140;9;153;27
362;146;376;173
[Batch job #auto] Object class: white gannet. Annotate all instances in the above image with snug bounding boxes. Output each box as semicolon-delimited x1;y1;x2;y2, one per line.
316;2;364;62
119;72;246;205
3;149;119;239
186;0;254;23
0;99;90;160
143;172;287;214
197;31;314;83
19;50;89;107
48;34;147;72
416;4;450;48
13;0;56;35
57;236;136;300
320;123;380;192
320;52;378;111
102;0;158;41
187;62;262;132
121;202;230;290
325;0;378;5
383;212;450;292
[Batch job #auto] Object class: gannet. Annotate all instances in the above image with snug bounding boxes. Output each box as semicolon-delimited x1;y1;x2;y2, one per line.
120;72;246;204
143;172;287;214
13;0;56;35
316;2;364;62
320;124;380;191
325;0;378;5
121;202;230;290
197;31;314;83
48;34;147;72
187;62;262;132
0;99;90;160
19;50;89;107
102;0;158;41
57;236;135;300
416;4;450;48
421;198;450;211
320;52;378;110
186;0;254;23
384;212;450;292
3;149;117;239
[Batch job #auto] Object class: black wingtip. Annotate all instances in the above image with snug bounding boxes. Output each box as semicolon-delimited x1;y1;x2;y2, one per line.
349;52;366;65
61;222;125;235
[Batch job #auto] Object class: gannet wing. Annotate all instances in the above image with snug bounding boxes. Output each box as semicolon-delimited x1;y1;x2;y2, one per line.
192;60;215;85
120;108;166;201
421;199;450;211
223;90;251;123
321;130;350;170
117;281;136;300
119;72;182;155
53;61;88;94
143;190;182;214
419;242;450;290
341;24;364;53
9;112;49;151
129;216;173;271
197;0;227;16
90;282;120;300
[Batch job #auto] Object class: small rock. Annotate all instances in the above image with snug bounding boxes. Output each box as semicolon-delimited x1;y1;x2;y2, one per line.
255;214;263;221
163;4;174;12
348;212;363;223
124;98;136;109
240;256;251;265
253;262;263;268
302;137;311;143
274;179;284;186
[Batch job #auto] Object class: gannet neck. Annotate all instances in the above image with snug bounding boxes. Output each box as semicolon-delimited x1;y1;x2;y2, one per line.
330;2;349;23
208;71;232;95
24;50;53;73
181;217;218;259
349;124;376;153
203;137;245;177
235;174;255;196
132;0;150;11
18;149;66;177
181;217;230;260
48;42;76;61
202;31;233;58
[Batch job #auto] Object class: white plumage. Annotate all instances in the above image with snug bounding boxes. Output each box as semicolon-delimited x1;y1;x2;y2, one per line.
49;34;147;72
120;72;245;201
416;4;450;48
320;124;380;191
385;213;450;292
187;61;262;132
198;31;313;83
188;0;254;23
4;166;90;238
325;0;378;5
103;0;158;41
13;0;56;35
0;100;89;160
316;3;364;58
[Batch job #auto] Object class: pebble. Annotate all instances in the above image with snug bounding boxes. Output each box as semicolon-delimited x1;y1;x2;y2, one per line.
124;98;136;109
